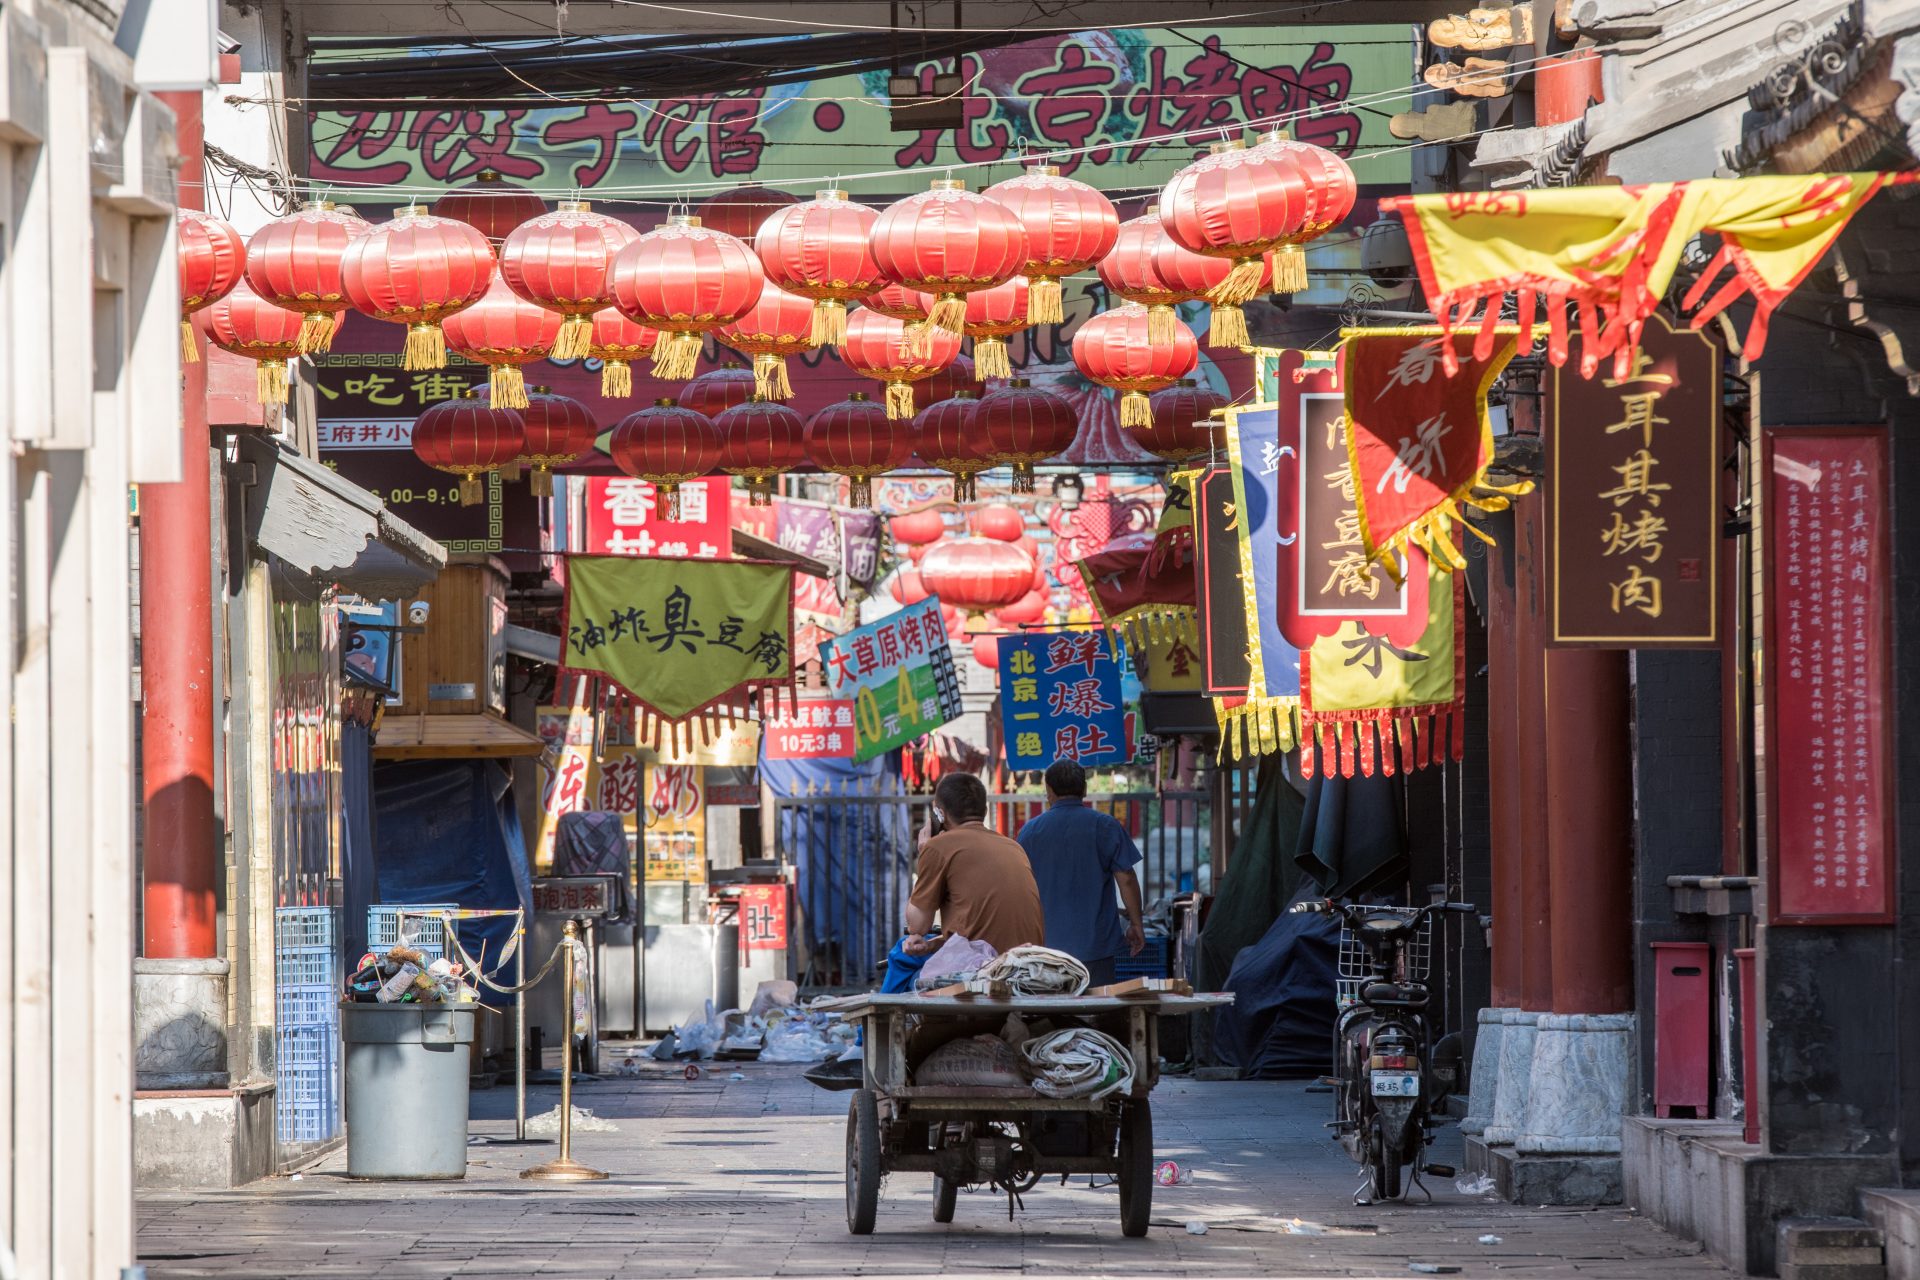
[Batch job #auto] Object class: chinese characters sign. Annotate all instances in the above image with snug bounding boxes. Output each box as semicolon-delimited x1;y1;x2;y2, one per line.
1550;314;1720;646
763;698;858;760
642;763;707;883
563;555;794;722
1194;465;1252;697
818;597;965;762
735;884;789;952
998;631;1130;770
1765;427;1892;924
584;476;731;560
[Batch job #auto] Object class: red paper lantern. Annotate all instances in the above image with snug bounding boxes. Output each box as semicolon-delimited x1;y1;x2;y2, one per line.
243;202;371;355
871;179;1029;337
912;543;937;566
888;507;947;546
804;393;911;507
1072;303;1198;428
715;396;806;505
1137;380;1228;463
499;200;640;363
516;389;599;497
610;214;764;380
432;170;548;246
1099;203;1207;347
697;186;802;243
203;279;328;407
177;208;246;363
911;392;991;502
960;275;1028;381
920;537;1033;626
413;391;527;505
842;308;961;420
977;379;1078;493
588;307;658;399
971;634;1002;670
1159;138;1313;306
680;363;756;417
756;189;887;347
608;399;723;520
718;281;815;400
1152;225;1269;350
984;166;1119;324
912;352;975;411
995;589;1048;627
890;567;930;606
862;281;935;322
969;503;1025;542
1252;128;1357;294
440;275;561;409
341;204;495;370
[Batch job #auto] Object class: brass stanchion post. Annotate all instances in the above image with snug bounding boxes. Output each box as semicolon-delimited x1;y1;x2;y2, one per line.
515;914;527;1141
521;920;609;1182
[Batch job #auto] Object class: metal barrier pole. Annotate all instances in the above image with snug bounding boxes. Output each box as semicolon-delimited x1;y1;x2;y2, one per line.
522;921;608;1182
515;917;527;1141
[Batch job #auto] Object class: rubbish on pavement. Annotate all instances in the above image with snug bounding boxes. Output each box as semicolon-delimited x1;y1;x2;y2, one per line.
728;1071;746;1081
976;945;1091;996
1020;1027;1135;1099
1282;1218;1329;1235
1478;1235;1503;1244
915;1035;1028;1087
1408;1265;1462;1275
747;979;798;1018
1455;1173;1497;1196
1155;1160;1194;1186
683;1063;702;1081
525;1104;617;1136
1185;1221;1208;1235
351;944;475;1005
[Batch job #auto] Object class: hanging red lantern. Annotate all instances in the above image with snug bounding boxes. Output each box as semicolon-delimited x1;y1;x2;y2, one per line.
984;166;1119;324
202;279;327;407
971;634;1002;670
912;543;938;566
1137;380;1228;463
608;399;723;520
499;200;640;362
842;308;961;420
755;189;887;348
977;379;1079;494
889;507;947;546
871;179;1029;337
1097;204;1194;347
177;208;246;363
1252;129;1357;294
680;363;756;417
413;390;527;505
1152;224;1269;350
960;275;1028;381
911;392;992;502
697;185;802;243
1073;303;1198;428
516;388;599;497
969;503;1025;542
244;202;372;355
588;307;658;398
610;214;764;380
890;567;930;605
715;396;806;505
1159;137;1313;307
862;281;934;323
920;537;1034;628
995;589;1048;627
440;275;560;409
912;352;975;410
804;392;911;507
718;281;814;400
341;204;495;370
432;170;548;246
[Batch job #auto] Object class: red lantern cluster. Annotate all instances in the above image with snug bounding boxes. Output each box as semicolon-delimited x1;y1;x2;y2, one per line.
960;276;1028;381
805;393;910;508
871;180;1028;337
588;307;658;398
608;399;722;520
244;202;369;354
841;309;961;420
499;200;639;362
755;188;888;347
1159;134;1354;305
1251;129;1357;293
718;281;815;400
612;215;764;380
341;205;495;370
1152;220;1269;350
1137;380;1227;463
680;363;757;417
177;209;246;363
911;392;991;502
716;396;806;505
202;279;330;407
697;186;801;242
1097;205;1192;348
1072;303;1199;428
413;391;527;505
432;171;548;245
440;275;560;409
919;537;1034;628
888;508;947;546
969;503;1025;542
516;389;599;497
984;166;1119;324
977;380;1079;493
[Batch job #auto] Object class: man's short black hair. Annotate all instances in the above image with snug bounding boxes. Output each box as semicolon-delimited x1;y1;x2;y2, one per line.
933;772;988;824
1044;759;1087;798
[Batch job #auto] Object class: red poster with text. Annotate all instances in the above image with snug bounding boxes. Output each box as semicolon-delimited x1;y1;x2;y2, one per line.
736;884;789;952
762;698;858;760
583;476;732;559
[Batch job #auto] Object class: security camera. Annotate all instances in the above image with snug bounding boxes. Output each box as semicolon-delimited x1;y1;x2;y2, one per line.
408;601;430;626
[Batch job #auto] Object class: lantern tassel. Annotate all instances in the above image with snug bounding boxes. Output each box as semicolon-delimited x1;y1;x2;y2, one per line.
297;311;340;355
884;380;916;420
1013;462;1036;495
1029;277;1063;326
552;314;593;361
1208;256;1270;308
498;457;524;483
532;466;555;499
1120;390;1151;429
404;323;447;371
661;482;683;522
754;353;793;400
490;363;530;409
1148;305;1179;347
974;336;1012;380
255;359;289;407
749;476;775;506
848;476;873;508
1268;243;1308;295
811;298;848;347
180;319;200;364
460;472;484;506
601;358;633;398
1210;304;1250;349
899;321;934;360
652;332;701;380
927;293;967;335
956;472;977;503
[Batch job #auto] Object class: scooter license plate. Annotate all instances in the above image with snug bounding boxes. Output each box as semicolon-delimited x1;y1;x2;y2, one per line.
1371;1072;1420;1098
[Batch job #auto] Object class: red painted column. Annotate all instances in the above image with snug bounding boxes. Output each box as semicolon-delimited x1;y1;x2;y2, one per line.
1485;537;1524;1009
1514;498;1556;1011
141;90;219;959
1544;647;1635;1013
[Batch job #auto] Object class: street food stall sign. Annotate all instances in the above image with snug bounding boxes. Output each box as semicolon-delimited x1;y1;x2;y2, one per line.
530;875;619;918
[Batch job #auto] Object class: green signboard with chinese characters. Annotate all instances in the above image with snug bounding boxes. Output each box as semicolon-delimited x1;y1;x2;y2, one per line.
819;597;965;762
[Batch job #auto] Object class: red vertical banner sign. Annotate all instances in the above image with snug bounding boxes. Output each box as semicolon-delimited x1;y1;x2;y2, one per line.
1763;427;1894;924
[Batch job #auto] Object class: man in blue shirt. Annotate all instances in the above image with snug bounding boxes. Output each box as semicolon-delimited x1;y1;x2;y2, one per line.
1015;760;1146;988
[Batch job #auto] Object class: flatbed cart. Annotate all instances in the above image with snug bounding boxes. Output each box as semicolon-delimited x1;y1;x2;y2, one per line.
814;989;1233;1237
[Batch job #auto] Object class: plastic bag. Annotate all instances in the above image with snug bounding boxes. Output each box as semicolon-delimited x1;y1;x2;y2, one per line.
914;934;998;990
670;1000;727;1060
760;1018;838;1063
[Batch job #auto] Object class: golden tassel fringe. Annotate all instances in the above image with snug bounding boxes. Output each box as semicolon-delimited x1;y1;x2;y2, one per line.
927;294;967;334
899;321;934;360
404;323;447;371
848;475;873;507
1269;243;1307;294
811;299;847;347
532;466;554;498
459;472;484;505
1120;390;1151;428
974;337;1011;379
1148;305;1178;347
256;360;289;407
601;358;633;398
296;311;339;355
651;332;701;380
884;380;916;420
1207;256;1269;308
749;476;775;506
552;315;593;361
498;457;523;483
1213;694;1301;761
490;363;529;409
754;353;793;400
661;483;683;521
1028;277;1063;325
1013;462;1035;494
180;319;199;364
1210;304;1249;349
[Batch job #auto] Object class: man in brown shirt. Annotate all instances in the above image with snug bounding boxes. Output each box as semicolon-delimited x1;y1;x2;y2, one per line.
903;773;1045;956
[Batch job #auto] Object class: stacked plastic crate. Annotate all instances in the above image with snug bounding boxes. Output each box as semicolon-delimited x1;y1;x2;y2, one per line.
367;903;456;964
274;907;340;1144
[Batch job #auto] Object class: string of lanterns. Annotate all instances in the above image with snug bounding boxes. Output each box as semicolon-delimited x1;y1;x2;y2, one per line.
173;133;1353;506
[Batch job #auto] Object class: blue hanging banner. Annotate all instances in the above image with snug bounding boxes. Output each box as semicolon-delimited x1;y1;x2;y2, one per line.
997;631;1131;771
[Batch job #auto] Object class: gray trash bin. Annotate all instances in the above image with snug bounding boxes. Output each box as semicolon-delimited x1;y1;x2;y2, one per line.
340;1002;476;1179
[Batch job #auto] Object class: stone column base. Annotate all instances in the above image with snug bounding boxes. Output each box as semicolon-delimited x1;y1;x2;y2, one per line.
1482;1009;1541;1146
134;957;230;1090
1460;1006;1506;1136
1516;1012;1634;1154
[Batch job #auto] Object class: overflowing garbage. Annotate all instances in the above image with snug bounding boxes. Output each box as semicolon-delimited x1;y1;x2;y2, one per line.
346;945;478;1004
653;984;857;1065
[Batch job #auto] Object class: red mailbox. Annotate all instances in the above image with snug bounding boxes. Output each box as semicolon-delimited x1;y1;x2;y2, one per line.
1652;942;1711;1118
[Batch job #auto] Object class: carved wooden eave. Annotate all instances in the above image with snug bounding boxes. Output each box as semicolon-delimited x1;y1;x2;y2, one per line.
1828;206;1920;396
1723;5;1913;173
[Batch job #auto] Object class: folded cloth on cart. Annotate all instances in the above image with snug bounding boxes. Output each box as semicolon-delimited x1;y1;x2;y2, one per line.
913;933;999;990
977;945;1090;997
1020;1027;1135;1100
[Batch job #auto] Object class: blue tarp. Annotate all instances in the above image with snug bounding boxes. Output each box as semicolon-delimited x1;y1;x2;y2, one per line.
371;760;534;976
1213;885;1341;1079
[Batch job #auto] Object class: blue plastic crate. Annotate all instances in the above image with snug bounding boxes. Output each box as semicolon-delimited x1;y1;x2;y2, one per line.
1114;936;1171;981
275;906;333;950
275;984;336;1028
277;945;334;989
368;904;455;961
275;1024;340;1144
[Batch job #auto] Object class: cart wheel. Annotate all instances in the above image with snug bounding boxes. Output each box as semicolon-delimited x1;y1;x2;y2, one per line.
846;1089;881;1235
932;1174;957;1223
1116;1098;1153;1238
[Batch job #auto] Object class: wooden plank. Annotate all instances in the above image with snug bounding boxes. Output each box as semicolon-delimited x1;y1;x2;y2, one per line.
1086;978;1194;998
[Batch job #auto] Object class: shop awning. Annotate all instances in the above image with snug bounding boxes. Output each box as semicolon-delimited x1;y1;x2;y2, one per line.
238;433;445;599
371;713;546;760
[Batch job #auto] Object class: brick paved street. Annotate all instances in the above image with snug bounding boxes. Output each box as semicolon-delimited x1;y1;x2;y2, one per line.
137;1068;1734;1279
